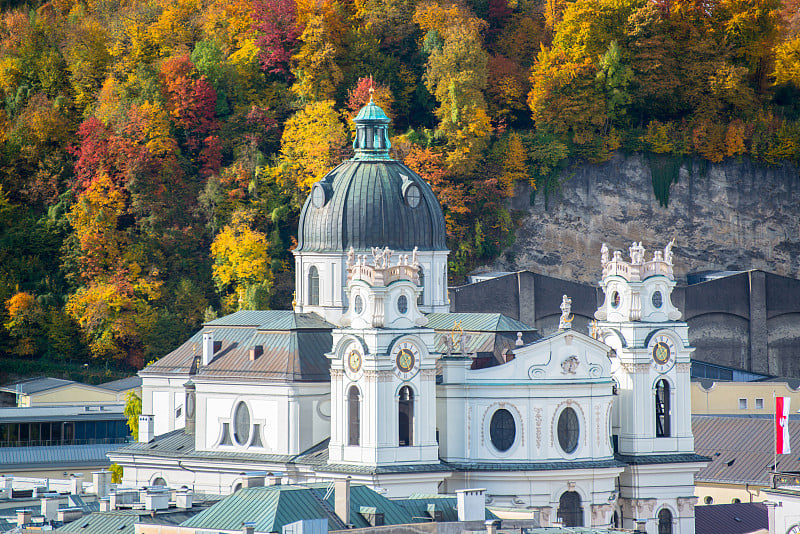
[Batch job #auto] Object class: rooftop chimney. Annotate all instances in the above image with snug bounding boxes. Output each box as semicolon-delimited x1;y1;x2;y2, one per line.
268;473;282;486
16;509;31;527
93;471;112;498
485;520;501;534
244;472;266;488
176;489;193;509
335;478;351;526
41;494;60;521
243;521;256;534
70;474;83;495
99;498;111;512
144;487;169;511
202;332;214;365
138;414;155;443
456;488;486;521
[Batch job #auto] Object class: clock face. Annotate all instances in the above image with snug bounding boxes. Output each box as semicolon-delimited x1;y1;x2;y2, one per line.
651;334;676;373
393;341;420;380
347;348;362;373
787;525;800;534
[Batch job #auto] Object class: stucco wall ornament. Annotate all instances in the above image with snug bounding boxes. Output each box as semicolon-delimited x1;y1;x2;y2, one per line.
561;355;580;374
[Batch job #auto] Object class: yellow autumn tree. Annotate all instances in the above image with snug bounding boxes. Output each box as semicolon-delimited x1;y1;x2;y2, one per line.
279;100;349;193
500;132;529;195
211;209;274;312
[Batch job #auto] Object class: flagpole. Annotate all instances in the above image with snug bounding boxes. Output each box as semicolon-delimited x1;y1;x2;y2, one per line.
774;390;778;488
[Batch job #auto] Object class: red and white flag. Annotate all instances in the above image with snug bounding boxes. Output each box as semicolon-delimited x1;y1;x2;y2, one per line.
777;396;792;455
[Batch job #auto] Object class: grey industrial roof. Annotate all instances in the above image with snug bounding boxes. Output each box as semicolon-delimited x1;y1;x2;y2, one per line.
0;404;125;422
695;503;768;534
0;442;126;470
694;415;800;485
141;312;333;381
426;313;536;333
111;429;296;463
0;377;76;395
97;376;141;392
296;159;448;252
396;495;499;521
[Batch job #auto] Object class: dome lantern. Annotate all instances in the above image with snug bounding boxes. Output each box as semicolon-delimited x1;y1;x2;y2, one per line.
352;96;392;161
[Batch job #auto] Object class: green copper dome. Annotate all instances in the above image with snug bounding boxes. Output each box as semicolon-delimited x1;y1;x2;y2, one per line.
296;100;447;253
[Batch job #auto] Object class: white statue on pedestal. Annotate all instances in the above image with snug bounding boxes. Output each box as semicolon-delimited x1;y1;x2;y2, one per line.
559;295;574;330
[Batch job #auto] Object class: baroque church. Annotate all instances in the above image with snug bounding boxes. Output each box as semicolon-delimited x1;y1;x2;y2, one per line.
109;100;707;533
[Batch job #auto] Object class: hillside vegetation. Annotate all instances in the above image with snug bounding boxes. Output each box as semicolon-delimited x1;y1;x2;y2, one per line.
0;0;799;372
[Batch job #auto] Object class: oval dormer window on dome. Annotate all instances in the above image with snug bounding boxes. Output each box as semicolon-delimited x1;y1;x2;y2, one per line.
354;294;363;315
311;183;328;208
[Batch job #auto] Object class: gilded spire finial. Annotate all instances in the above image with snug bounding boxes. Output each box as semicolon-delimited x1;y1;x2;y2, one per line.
368;74;374;101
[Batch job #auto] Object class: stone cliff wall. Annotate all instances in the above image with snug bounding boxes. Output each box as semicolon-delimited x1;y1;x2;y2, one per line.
499;153;800;283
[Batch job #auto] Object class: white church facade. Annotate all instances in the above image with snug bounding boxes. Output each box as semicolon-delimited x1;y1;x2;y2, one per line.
109;100;707;533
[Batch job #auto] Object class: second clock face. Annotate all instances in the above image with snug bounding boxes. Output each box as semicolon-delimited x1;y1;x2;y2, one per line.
347;348;362;373
651;334;676;373
394;341;420;380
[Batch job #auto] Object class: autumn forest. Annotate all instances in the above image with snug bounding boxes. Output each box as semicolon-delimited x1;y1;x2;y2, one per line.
0;0;798;377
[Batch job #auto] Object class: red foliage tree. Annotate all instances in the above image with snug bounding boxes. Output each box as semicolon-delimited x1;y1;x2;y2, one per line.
252;0;302;75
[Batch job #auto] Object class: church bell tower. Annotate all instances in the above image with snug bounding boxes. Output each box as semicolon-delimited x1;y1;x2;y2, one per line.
327;247;439;467
594;241;703;534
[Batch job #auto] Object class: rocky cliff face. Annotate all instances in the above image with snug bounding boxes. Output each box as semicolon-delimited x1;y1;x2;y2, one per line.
494;153;800;283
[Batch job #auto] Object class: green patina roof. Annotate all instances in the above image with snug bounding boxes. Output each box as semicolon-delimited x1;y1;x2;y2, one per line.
426;313;536;333
180;484;421;531
180;486;342;532
297;160;447;252
354;99;390;123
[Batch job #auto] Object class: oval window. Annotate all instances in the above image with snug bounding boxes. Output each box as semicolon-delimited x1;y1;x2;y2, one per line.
611;292;621;308
557;407;579;453
489;409;516;452
397;295;408;314
233;402;250;446
405;184;421;208
652;291;663;308
354;295;363;315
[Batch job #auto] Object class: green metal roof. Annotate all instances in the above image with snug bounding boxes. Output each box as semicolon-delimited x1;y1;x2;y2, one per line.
354;100;390;123
296;160;447;252
180;484;423;531
425;313;536;333
181;486;344;532
55;509;202;534
204;310;333;330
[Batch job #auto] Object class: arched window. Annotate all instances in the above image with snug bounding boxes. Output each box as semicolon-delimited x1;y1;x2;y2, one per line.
308;266;320;306
152;477;166;487
348;386;360;446
658;508;673;534
398;386;413;447
557;491;583;527
655;379;671;437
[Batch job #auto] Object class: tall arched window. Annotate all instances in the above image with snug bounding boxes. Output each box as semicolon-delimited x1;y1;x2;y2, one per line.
557;491;583;527
655;379;671;437
658;508;673;534
308;266;320;305
348;386;360;446
398;386;414;447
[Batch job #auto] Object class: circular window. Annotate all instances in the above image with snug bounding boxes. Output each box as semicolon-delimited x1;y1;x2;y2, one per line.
233;402;250;445
557;407;579;453
489;409;516;452
397;295;408;314
354;295;363;315
652;291;663;308
611;292;621;308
